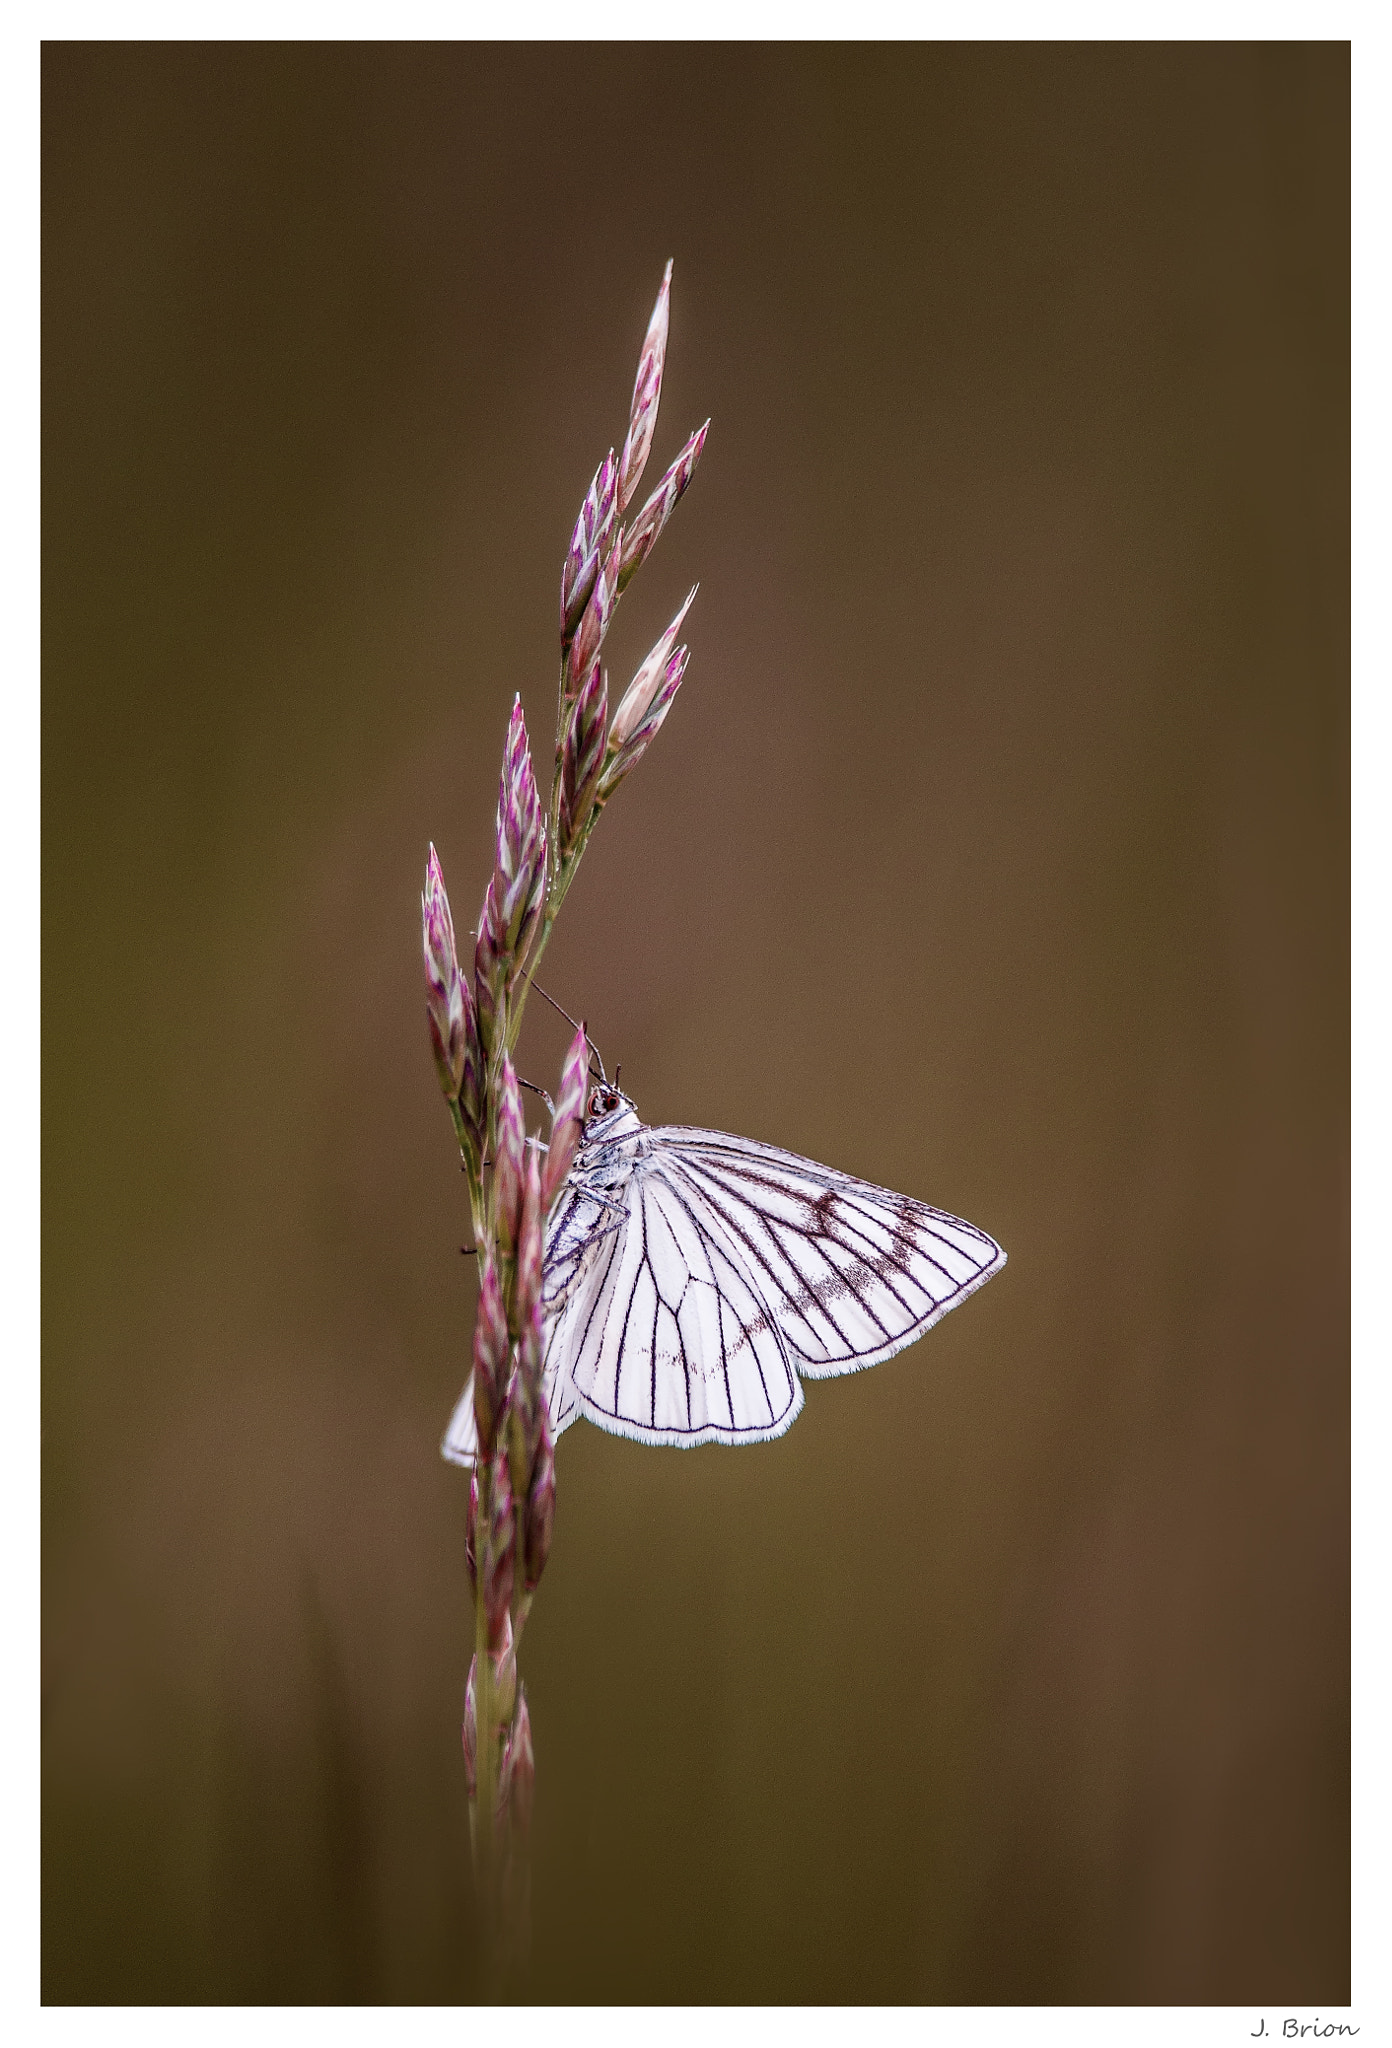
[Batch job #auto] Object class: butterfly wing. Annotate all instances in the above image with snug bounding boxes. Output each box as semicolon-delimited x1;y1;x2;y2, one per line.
644;1127;1006;1379
442;1118;1004;1462
555;1154;804;1447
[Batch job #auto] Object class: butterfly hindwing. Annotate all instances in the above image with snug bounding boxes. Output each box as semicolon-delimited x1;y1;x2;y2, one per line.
556;1163;803;1447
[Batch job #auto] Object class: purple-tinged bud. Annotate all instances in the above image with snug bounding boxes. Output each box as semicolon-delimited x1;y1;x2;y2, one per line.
472;1257;509;1458
618;421;708;594
558;659;608;860
493;1059;526;1267
609;587;697;754
514;1144;543;1336
618;261;672;513
561;548;597;654
421;846;459;1074
463;1656;478;1799
458;1006;485;1158
474;880;504;1064
542;1024;589;1213
518;1294;544;1417
506;1297;545;1505
422;847;480;1130
560;450;618;651
523;1412;556;1593
598;646;690;800
491;698;548;970
569;533;620;687
501;690;535;815
465;1465;479;1597
482;1447;515;1651
502;1689;535;1833
623;644;688;753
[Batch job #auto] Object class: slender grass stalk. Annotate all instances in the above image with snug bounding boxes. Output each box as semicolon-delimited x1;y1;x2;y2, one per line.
421;260;708;1967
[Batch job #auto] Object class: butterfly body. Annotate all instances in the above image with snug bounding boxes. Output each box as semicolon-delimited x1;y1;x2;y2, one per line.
442;1088;1005;1463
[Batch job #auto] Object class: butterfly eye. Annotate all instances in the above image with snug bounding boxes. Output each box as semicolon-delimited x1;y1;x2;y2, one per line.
588;1087;606;1119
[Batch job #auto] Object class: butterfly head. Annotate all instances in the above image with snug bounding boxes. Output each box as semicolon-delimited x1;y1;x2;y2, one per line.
581;1080;639;1145
586;1083;625;1124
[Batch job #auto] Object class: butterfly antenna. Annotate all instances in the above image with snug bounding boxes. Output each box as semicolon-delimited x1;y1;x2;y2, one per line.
534;980;608;1082
534;981;584;1034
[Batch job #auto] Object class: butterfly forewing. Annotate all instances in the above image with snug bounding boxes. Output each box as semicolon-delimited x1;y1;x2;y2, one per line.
649;1129;1006;1380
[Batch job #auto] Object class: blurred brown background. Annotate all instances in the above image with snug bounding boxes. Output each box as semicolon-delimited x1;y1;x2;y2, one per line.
42;43;1349;2005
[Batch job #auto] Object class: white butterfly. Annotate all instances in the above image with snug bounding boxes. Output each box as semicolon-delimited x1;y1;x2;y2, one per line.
442;1081;1005;1461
